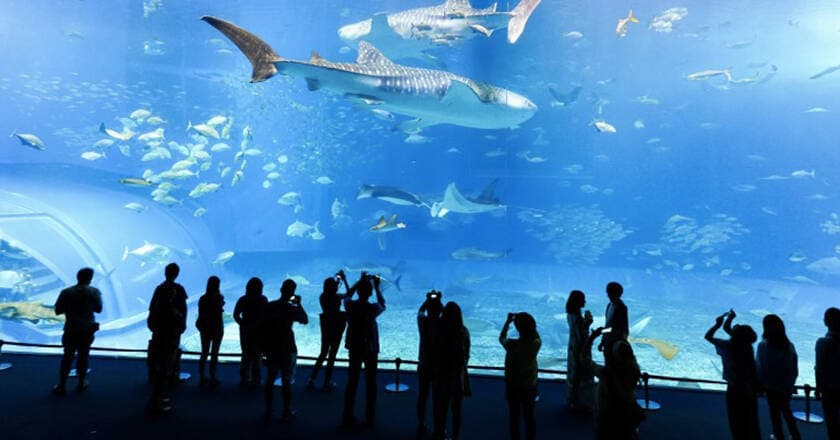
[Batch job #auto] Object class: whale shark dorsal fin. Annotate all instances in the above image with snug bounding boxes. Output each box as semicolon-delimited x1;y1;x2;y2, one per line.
356;41;395;66
309;51;325;63
444;0;473;12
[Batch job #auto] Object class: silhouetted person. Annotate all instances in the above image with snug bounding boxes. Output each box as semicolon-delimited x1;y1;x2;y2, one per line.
146;263;188;413
706;309;761;440
307;270;350;391
52;267;102;395
599;281;628;363
433;301;471;440
500;312;540;440
816;307;840;440
260;279;309;421
417;290;444;435
234;277;268;387
566;290;594;411
196;275;225;388
588;328;644;440
756;314;801;440
341;273;386;429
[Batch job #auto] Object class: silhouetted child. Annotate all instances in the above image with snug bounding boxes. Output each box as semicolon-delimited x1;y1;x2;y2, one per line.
566;290;594;411
307;270;350;391
196;275;225;388
500;312;540;440
234;277;268;387
146;263;188;413
341;273;386;429
417;290;444;435
600;282;629;363
260;279;308;422
756;314;801;440
588;328;644;439
433;301;470;440
816;307;840;440
706;309;761;440
53;267;102;395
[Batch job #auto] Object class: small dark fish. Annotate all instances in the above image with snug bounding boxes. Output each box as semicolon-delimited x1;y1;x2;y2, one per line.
548;85;582;106
810;64;840;80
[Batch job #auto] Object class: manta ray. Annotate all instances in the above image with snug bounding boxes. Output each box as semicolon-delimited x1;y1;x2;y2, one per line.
430;180;505;217
357;184;428;207
338;0;542;61
201;16;536;131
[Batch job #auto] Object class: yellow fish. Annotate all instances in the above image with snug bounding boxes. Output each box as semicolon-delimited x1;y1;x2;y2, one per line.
369;214;406;233
629;336;678;360
616;9;639;37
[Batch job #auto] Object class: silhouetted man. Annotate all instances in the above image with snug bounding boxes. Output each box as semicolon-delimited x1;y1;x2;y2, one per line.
417;290;444;434
261;279;308;422
341;273;386;429
52;267;102;395
600;281;628;362
146;263;187;413
816;307;840;440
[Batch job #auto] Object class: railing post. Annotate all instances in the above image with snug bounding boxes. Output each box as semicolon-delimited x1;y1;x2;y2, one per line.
793;384;824;424
636;372;661;411
0;340;11;371
385;357;410;393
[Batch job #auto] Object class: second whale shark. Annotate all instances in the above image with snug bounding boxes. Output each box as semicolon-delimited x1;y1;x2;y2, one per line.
201;16;537;131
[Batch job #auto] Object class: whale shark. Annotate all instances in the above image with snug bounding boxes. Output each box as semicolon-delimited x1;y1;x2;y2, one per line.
201;16;537;131
430;180;505;217
338;0;542;61
357;184;428;207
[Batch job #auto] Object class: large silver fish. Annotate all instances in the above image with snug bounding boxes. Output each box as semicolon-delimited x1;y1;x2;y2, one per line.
201;16;536;131
338;0;542;60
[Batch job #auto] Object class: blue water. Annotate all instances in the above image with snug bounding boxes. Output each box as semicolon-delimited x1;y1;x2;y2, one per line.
1;0;838;387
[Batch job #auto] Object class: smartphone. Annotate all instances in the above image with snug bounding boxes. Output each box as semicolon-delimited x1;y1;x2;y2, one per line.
602;327;613;334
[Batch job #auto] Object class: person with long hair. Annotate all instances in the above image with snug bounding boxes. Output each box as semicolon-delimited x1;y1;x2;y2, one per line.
234;277;268;387
196;275;225;388
566;290;594;411
307;270;350;391
587;330;644;440
433;301;471;440
816;307;840;440
756;314;801;440
500;312;541;440
706;309;761;440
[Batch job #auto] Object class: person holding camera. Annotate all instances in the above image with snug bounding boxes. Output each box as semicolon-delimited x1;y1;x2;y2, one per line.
706;309;761;440
52;267;103;395
234;277;268;388
146;263;188;413
417;289;444;434
566;290;595;411
307;270;351;391
499;312;541;440
341;272;386;429
433;301;471;440
260;279;309;422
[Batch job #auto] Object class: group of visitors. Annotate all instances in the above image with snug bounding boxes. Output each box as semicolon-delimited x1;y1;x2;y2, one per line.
48;265;840;439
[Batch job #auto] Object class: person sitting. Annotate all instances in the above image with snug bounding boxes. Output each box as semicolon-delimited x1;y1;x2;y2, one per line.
816;307;840;440
260;279;308;422
433;301;470;440
756;314;801;440
500;312;541;440
52;267;103;395
706;309;761;440
234;277;268;387
196;275;225;388
565;290;595;411
307;270;350;391
417;290;445;435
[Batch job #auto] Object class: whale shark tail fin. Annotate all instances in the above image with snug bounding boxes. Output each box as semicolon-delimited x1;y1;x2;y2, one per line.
201;16;283;83
507;0;542;44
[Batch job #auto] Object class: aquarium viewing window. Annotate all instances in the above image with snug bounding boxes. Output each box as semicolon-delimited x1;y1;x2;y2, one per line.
0;0;837;389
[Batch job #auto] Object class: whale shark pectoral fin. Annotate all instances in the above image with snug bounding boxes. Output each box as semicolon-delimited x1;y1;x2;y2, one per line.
396;118;439;133
469;24;493;37
305;78;321;91
201;16;283;83
345;93;384;106
507;0;542;44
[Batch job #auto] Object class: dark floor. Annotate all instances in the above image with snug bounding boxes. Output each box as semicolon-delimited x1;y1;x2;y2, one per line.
0;353;830;439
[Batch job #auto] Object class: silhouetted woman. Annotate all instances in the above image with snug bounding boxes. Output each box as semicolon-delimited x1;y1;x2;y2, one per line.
500;312;540;440
234;277;268;387
566;290;594;411
433;301;471;440
307;270;350;390
588;329;644;439
706;309;761;440
756;314;801;440
196;275;225;387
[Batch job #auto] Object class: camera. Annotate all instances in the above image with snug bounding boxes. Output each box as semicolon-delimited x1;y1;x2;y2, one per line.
289;294;301;305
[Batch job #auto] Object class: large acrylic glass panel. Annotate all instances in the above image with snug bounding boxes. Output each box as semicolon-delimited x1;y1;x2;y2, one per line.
0;0;837;388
